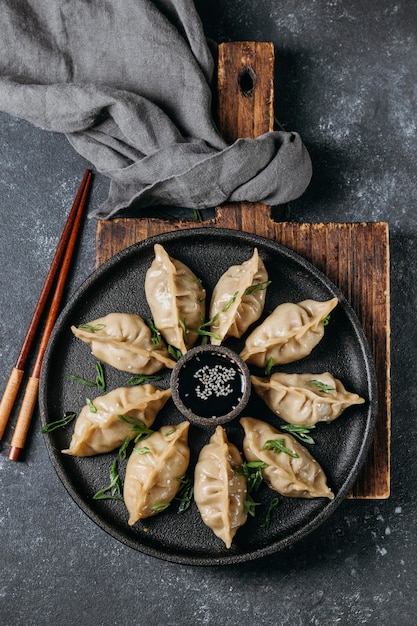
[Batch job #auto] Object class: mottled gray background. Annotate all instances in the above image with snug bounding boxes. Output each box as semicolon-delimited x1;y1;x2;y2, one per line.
1;1;416;624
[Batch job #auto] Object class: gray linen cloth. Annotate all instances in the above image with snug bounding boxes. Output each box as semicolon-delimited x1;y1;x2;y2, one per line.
0;0;312;219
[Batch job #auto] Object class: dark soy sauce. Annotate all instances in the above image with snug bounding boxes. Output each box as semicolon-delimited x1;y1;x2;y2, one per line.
177;352;245;419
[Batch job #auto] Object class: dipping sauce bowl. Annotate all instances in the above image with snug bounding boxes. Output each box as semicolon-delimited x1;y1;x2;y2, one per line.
170;345;251;426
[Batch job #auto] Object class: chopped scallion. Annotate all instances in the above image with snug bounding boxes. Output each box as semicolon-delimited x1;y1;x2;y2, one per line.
262;438;299;458
262;497;280;528
281;424;316;445
92;460;123;502
40;411;76;433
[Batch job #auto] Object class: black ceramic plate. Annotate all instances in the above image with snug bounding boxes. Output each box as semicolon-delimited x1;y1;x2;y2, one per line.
39;228;377;565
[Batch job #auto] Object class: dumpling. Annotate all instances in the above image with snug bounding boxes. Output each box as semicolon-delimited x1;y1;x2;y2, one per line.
240;298;338;367
62;385;171;456
194;426;247;548
124;421;190;524
240;417;334;499
251;372;365;426
209;248;269;345
71;312;175;374
145;244;206;354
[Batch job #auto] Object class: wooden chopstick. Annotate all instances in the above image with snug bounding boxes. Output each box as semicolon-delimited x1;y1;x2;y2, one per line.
0;170;92;442
7;170;92;461
0;170;92;460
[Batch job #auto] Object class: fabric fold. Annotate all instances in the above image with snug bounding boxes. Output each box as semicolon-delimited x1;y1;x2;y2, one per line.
0;0;312;218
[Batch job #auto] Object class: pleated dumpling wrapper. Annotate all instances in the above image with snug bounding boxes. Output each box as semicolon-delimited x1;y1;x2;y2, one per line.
240;297;338;367
194;426;247;548
209;248;269;345
240;417;334;499
145;244;206;354
251;372;365;426
62;385;171;457
124;421;190;525
71;313;175;374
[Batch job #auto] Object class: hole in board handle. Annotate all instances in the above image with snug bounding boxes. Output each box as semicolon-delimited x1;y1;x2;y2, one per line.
238;66;257;97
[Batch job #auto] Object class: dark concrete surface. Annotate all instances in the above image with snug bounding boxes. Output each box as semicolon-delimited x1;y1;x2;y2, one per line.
0;1;416;624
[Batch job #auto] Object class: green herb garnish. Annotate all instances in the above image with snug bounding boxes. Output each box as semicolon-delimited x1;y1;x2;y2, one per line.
127;374;162;386
262;438;299;458
244;280;271;295
178;316;187;339
40;411;76;433
222;291;239;311
67;374;96;387
163;428;176;437
236;461;268;494
281;424;316;445
193;208;203;222
168;345;183;361
195;315;221;342
78;323;106;332
147;318;161;346
92;460;123;502
86;398;98;413
68;361;106;392
244;493;261;517
175;475;194;513
265;357;275;376
95;361;106;392
134;445;151;455
237;462;279;522
308;380;336;394
237;461;268;518
322;314;331;326
118;436;131;460
117;415;154;442
262;497;280;528
195;292;240;342
151;502;170;511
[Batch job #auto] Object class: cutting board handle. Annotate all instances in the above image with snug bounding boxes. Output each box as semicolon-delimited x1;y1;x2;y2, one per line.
215;41;274;227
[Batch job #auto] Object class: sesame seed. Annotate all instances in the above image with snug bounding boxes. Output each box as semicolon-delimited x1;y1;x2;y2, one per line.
193;364;237;400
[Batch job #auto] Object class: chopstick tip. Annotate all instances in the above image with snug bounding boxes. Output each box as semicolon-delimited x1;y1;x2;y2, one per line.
8;445;22;462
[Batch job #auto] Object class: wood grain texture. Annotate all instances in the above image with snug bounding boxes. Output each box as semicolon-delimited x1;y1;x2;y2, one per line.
95;42;390;498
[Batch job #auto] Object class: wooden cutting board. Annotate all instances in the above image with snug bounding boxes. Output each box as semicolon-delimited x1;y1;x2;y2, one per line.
96;42;390;499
